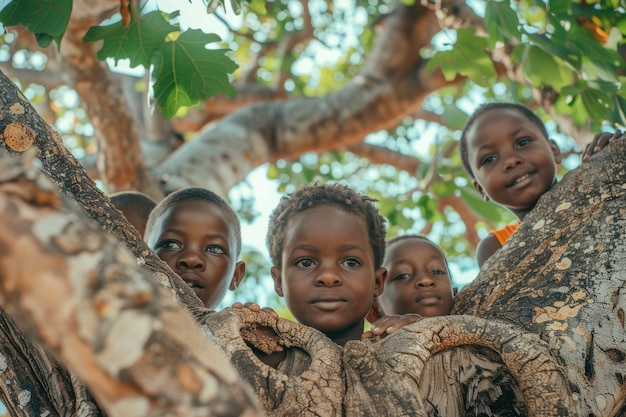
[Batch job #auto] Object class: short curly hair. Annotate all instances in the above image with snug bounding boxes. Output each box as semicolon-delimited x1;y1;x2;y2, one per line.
145;187;242;256
266;182;387;269
459;102;549;179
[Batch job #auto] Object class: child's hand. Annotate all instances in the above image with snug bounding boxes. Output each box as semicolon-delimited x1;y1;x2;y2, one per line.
231;301;279;318
582;130;622;161
361;313;422;340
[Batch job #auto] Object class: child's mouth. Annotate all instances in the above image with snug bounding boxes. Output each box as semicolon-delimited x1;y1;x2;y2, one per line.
508;171;534;188
312;299;346;311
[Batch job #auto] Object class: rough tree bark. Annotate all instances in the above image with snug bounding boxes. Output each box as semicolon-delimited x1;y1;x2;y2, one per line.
453;136;626;417
1;68;625;416
202;307;576;416
0;148;263;417
0;67;207;417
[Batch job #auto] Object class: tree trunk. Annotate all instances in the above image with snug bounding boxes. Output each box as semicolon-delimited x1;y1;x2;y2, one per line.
453;136;626;417
0;310;103;417
0;148;263;417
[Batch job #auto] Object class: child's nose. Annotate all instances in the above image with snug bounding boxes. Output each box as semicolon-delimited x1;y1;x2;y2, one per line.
177;250;205;270
415;274;434;287
315;266;341;287
503;154;523;171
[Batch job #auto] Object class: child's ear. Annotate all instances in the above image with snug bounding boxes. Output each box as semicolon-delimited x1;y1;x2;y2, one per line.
472;180;489;202
270;267;284;297
229;261;246;291
374;267;387;297
548;139;562;164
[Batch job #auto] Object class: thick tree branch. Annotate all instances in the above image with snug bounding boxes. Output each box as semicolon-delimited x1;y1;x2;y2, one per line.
0;69;204;312
0;149;263;417
156;3;459;195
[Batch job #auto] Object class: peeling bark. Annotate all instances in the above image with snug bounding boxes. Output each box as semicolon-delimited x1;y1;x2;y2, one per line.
0;149;263;417
0;69;204;312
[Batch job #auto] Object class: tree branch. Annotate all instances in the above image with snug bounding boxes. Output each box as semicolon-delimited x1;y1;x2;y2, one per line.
0;149;263;417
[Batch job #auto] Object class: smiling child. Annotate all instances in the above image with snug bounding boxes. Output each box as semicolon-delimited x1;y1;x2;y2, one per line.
460;102;619;267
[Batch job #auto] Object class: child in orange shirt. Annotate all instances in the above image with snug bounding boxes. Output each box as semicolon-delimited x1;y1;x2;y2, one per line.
460;102;620;267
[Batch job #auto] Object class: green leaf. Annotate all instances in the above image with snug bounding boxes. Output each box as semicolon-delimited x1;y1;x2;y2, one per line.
431;180;456;198
607;96;626;126
247;0;267;15
581;88;612;124
547;0;571;15
441;105;469;130
586;79;619;95
84;10;174;69
267;163;279;179
525;32;581;70
521;45;563;89
426;50;461;81
417;195;443;223
426;28;496;87
151;28;238;119
554;94;593;126
567;26;625;71
618;76;626;97
0;0;72;47
484;0;521;48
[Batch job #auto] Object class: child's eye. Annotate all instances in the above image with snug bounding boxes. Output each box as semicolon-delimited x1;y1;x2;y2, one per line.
342;257;363;269
516;137;531;147
391;272;411;281
157;239;181;250
480;154;496;166
295;257;316;268
205;245;227;255
430;269;447;276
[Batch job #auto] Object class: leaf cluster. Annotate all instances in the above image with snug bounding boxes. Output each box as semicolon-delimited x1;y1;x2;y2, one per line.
0;0;240;119
427;0;626;129
83;6;238;118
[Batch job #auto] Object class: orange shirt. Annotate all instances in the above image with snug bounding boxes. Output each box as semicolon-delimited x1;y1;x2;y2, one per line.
488;222;520;246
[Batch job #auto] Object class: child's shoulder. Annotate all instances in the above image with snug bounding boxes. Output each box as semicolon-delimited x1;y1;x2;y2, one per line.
476;234;502;269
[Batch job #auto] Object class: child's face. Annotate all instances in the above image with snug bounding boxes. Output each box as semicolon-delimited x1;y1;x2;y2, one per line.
148;200;244;309
271;205;386;345
466;108;562;218
378;239;454;317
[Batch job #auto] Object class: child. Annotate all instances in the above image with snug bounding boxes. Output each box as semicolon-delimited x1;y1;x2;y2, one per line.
369;234;527;416
370;234;455;325
259;182;417;370
144;187;245;310
459;102;620;267
110;191;157;237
